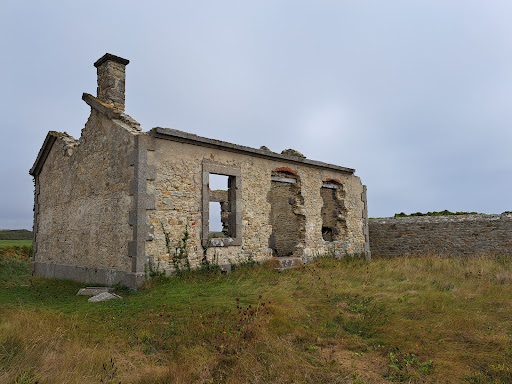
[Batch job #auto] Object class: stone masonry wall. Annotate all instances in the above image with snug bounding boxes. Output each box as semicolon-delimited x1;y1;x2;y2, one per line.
268;177;305;256
35;110;135;273
145;136;367;272
369;214;512;257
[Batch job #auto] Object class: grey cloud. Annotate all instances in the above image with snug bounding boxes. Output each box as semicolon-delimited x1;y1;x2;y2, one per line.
1;1;511;229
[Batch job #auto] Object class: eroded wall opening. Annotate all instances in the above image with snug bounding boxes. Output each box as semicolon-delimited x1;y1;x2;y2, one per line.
267;169;306;256
320;182;347;242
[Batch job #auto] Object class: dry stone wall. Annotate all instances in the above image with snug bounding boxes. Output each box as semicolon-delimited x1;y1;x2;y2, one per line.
369;214;512;257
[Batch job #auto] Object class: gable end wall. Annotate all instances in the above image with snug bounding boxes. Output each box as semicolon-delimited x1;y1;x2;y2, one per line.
32;110;137;287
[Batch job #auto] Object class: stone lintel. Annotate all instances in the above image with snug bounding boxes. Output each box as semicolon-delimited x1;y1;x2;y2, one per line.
271;176;297;184
203;160;242;177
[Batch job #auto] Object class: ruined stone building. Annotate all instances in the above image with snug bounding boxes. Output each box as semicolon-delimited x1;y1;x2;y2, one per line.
29;54;370;289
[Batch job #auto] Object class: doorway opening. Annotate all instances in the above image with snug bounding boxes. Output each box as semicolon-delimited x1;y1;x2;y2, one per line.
267;170;305;256
320;181;347;242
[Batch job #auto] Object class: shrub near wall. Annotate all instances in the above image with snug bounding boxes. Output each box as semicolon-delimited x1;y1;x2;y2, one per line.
369;213;512;257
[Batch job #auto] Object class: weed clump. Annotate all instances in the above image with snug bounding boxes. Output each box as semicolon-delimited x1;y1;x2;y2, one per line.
341;295;386;339
0;247;31;283
0;245;32;259
160;223;191;276
136;296;269;358
386;348;434;381
203;296;269;356
199;238;221;274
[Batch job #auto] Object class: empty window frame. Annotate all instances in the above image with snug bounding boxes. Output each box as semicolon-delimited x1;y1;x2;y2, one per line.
208;174;229;237
209;201;224;234
202;161;242;247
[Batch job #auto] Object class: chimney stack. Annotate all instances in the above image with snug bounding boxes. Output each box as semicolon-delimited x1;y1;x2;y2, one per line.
94;53;130;111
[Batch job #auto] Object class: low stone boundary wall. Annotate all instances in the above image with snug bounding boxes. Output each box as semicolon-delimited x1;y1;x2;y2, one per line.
369;214;512;257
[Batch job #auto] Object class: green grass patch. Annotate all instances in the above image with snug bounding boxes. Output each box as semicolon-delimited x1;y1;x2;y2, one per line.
0;240;32;250
1;253;512;383
0;256;31;284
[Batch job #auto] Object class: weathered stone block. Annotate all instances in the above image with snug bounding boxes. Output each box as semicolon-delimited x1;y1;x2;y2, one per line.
77;287;114;296
88;292;122;302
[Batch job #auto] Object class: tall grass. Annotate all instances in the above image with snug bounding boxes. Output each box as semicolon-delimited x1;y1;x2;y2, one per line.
0;240;32;251
1;253;512;383
0;245;31;284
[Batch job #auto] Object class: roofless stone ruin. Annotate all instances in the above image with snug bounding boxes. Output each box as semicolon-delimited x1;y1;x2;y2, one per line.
29;53;370;289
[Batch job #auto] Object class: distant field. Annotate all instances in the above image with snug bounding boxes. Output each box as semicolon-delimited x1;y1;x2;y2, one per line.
0;239;32;250
0;229;32;240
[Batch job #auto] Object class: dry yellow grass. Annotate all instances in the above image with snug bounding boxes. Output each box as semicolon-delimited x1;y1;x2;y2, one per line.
1;254;511;383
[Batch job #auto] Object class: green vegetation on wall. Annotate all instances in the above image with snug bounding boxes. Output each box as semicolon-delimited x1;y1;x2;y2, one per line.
0;240;32;251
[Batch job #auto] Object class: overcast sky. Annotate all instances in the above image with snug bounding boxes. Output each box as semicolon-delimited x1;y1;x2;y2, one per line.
1;1;511;229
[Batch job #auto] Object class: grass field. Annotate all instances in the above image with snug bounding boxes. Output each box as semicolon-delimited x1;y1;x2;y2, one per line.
0;239;32;250
1;252;512;383
0;229;32;241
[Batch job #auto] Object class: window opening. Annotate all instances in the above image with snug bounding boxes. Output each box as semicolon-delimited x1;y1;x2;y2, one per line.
209;173;228;191
202;161;242;247
209;201;223;236
208;174;230;238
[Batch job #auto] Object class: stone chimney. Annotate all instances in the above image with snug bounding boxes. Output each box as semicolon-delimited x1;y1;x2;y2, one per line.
93;53;130;111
